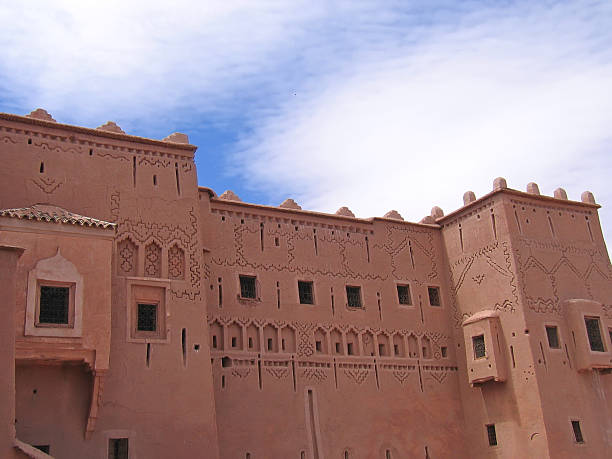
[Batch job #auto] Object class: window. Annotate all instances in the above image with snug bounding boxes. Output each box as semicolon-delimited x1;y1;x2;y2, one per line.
397;284;412;305
585;317;605;352
38;285;70;325
546;326;560;349
571;420;584;443
486;424;497;446
346;286;362;308
298;281;314;304
428;287;441;306
347;342;354;355
240;275;257;299
315;341;322;352
137;303;157;332
473;335;486;359
108;438;129;459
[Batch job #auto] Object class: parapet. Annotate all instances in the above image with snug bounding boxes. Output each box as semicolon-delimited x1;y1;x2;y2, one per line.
96;121;125;134
335;206;355;217
219;190;242;202
26;108;56;122
279;199;302;210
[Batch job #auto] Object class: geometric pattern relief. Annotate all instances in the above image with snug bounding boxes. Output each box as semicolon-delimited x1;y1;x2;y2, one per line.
117;238;137;277
168;244;185;280
145;241;162;278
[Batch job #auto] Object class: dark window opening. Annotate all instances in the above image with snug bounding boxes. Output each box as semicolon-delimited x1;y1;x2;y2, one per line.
335;342;341;354
267;338;273;351
571;420;584;443
231;337;237;348
428;286;441;306
221;356;232;367
39;161;44;173
28;138;32;144
248;337;254;349
212;335;218;348
546;326;560;349
240;275;257;299
441;346;448;358
347;342;354;355
378;344;386;356
394;344;399;355
108;438;128;459
282;338;286;351
473;335;486;359
397;284;412;305
585;317;604;352
137;303;157;332
486;424;497;446
34;445;50;454
346;286;362;308
298;281;314;304
39;286;69;324
315;340;322;352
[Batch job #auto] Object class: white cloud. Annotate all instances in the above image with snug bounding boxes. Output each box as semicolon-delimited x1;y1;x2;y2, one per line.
1;0;612;247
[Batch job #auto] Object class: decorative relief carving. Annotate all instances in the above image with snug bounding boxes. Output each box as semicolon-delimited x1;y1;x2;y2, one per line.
343;368;370;385
265;367;289;379
117;237;138;277
231;368;251;379
168;244;185;280
30;177;63;194
144;241;162;277
301;368;327;383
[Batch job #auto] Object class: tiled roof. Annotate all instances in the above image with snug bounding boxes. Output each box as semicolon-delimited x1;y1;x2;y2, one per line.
0;204;116;229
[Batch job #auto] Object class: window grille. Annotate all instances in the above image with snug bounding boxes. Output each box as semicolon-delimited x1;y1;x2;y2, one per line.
397;285;412;305
137;304;157;332
39;286;69;324
108;438;129;459
346;286;362;308
486;424;497;446
473;335;486;359
240;276;257;299
585;317;604;352
298;281;314;304
571;420;584;443
428;286;441;306
546;326;560;349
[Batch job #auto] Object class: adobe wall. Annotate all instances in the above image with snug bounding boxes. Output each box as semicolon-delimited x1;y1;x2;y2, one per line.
440;184;612;459
200;195;469;458
0;113;220;458
503;190;612;458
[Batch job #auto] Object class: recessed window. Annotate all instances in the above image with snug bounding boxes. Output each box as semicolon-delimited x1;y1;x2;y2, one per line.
38;285;70;325
315;340;322;352
428;286;441;306
347;342;354;355
585;317;605;352
212;335;218;348
137;303;157;332
486;424;497;446
473;335;486;359
335;342;341;354
298;281;314;304
108;438;129;459
231;337;237;348
346;286;362;308
571;420;584;443
397;284;412;305
267;338;273;351
441;346;448;358
239;275;257;299
546;325;560;349
248;337;254;349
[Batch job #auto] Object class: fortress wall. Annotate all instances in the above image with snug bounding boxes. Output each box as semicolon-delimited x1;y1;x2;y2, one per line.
0;114;220;458
200;195;468;458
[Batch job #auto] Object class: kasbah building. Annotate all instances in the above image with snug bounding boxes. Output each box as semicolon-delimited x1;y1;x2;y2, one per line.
0;108;610;459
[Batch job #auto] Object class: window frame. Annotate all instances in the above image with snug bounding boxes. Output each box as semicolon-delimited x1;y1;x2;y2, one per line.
473;334;486;360
297;280;315;305
396;283;412;306
35;280;75;328
584;316;605;353
427;286;441;307
570;419;585;444
545;324;561;349
239;274;258;300
486;424;498;447
345;285;363;309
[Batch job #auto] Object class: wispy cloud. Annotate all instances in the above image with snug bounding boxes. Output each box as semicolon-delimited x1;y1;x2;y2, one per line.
1;1;612;245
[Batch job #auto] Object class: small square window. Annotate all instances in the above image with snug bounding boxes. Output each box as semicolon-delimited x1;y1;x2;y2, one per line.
486;424;497;446
473;335;486;359
108;438;129;459
571;420;584;443
546;326;560;349
298;281;314;304
585;317;605;352
39;285;70;324
397;284;412;305
346;286;362;308
240;275;257;299
137;304;157;332
428;287;441;306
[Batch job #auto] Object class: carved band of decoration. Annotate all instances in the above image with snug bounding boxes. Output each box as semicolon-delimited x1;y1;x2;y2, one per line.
85;370;106;439
510;198;593;215
30;177;63;194
440;200;495;228
168;244;185;280
0;125;195;161
144;241;162;277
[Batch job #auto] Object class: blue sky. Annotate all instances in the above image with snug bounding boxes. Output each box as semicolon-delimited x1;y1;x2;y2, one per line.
1;0;612;246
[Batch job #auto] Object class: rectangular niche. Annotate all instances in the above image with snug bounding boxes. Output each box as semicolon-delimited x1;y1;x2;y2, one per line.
127;278;170;343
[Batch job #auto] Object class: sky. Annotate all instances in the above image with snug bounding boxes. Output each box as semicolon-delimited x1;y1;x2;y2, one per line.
1;0;612;248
